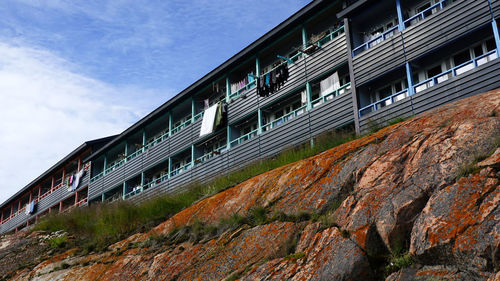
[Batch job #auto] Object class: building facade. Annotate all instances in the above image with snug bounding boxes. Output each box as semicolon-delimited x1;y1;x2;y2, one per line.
1;0;500;234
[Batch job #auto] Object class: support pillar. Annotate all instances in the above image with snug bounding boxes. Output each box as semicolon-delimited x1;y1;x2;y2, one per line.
1;211;4;224
101;193;105;202
226;77;231;103
257;109;263;134
191;97;195;123
51;176;55;191
168;113;173;137
38;186;41;199
124;141;128;162
492;19;500;56
75;191;79;205
59;201;63;213
191;145;195;168
142;129;147;150
122;182;127;200
227;126;231;150
302;25;308;49
103;156;107;175
306;82;312;110
168;159;172;179
405;62;414;96
77;158;82;171
395;0;405;32
61;169;66;186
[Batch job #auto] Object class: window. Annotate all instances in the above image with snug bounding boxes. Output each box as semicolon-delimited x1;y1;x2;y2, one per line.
427;65;442;78
453;50;471;67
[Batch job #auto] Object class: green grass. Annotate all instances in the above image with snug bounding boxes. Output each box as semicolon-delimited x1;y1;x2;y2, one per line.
47;234;68;250
33;129;356;253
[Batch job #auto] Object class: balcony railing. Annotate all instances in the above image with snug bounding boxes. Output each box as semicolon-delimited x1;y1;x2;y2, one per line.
414;50;498;94
352;26;398;57
230;129;259;147
195;145;227;164
404;0;452;28
311;83;351;109
171;118;192;135
316;25;345;47
229;80;257;100
170;163;192;178
358;49;499;117
262;105;307;132
358;89;410;117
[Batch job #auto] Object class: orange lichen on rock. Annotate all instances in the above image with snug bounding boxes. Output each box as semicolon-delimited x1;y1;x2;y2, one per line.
2;89;500;281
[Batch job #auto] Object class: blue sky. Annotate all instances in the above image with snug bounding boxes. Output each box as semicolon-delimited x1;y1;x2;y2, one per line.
0;0;312;205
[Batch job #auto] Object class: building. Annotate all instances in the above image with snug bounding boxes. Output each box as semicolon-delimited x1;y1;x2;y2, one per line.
1;0;499;234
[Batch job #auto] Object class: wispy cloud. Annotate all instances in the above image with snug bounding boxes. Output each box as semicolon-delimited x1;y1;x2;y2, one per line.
0;42;168;204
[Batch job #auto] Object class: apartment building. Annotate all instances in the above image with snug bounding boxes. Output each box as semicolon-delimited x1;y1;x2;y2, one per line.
1;0;499;234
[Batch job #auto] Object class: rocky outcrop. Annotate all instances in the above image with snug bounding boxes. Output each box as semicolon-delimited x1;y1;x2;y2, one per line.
1;89;499;280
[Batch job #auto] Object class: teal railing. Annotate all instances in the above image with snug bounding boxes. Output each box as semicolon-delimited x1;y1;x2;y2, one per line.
262;105;307;132
230;129;259;147
316;26;345;47
311;82;351;109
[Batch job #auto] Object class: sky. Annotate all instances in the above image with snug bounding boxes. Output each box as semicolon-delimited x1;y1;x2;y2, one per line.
0;0;313;205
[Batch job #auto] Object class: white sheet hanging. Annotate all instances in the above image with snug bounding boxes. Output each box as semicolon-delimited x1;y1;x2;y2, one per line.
320;71;340;97
199;103;218;137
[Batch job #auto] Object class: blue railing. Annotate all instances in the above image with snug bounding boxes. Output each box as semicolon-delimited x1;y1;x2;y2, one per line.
126;148;144;162
358;49;499;117
352;26;398;56
413;50;498;94
104;159;125;174
403;0;451;28
262;105;307;132
230;129;258;147
311;83;351;109
358;89;409;117
194;111;204;121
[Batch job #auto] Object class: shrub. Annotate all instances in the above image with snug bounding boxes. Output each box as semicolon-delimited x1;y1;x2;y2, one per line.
47;235;68;250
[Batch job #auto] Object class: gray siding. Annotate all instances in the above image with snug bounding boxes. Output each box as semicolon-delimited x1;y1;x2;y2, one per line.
170;124;193;156
228;87;258;124
228;137;262;171
359;59;500;132
402;0;491;62
352;32;406;86
102;165;125;195
260;112;311;157
125;152;144;182
192;152;229;182
191;118;203;144
306;33;348;82
144;139;170;171
88;177;104;201
309;91;354;133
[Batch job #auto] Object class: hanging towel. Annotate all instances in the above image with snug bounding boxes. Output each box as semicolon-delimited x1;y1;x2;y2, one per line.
200;103;219;137
320;72;340;97
25;203;30;215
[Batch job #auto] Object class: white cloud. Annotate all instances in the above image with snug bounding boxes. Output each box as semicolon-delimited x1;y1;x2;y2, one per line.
0;42;166;205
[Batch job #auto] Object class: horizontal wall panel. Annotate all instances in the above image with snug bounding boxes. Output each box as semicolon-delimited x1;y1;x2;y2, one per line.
309;92;354;133
124;153;144;182
192;153;228;183
170;125;193;156
403;0;491;62
228;137;262;172
306;34;348;82
168;169;193;191
191;119;203;144
259;59;307;108
88;178;104;201
359;97;414;133
228;87;259;125
493;0;500;17
143;139;170;171
260;113;311;158
411;59;500;115
352;32;406;86
102;165;125;194
359;59;500;132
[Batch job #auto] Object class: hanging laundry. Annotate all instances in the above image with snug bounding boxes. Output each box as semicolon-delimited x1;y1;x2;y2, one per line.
70;169;85;192
214;103;223;128
200;103;219;137
25;203;30;215
204;99;210;110
320;71;340;97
